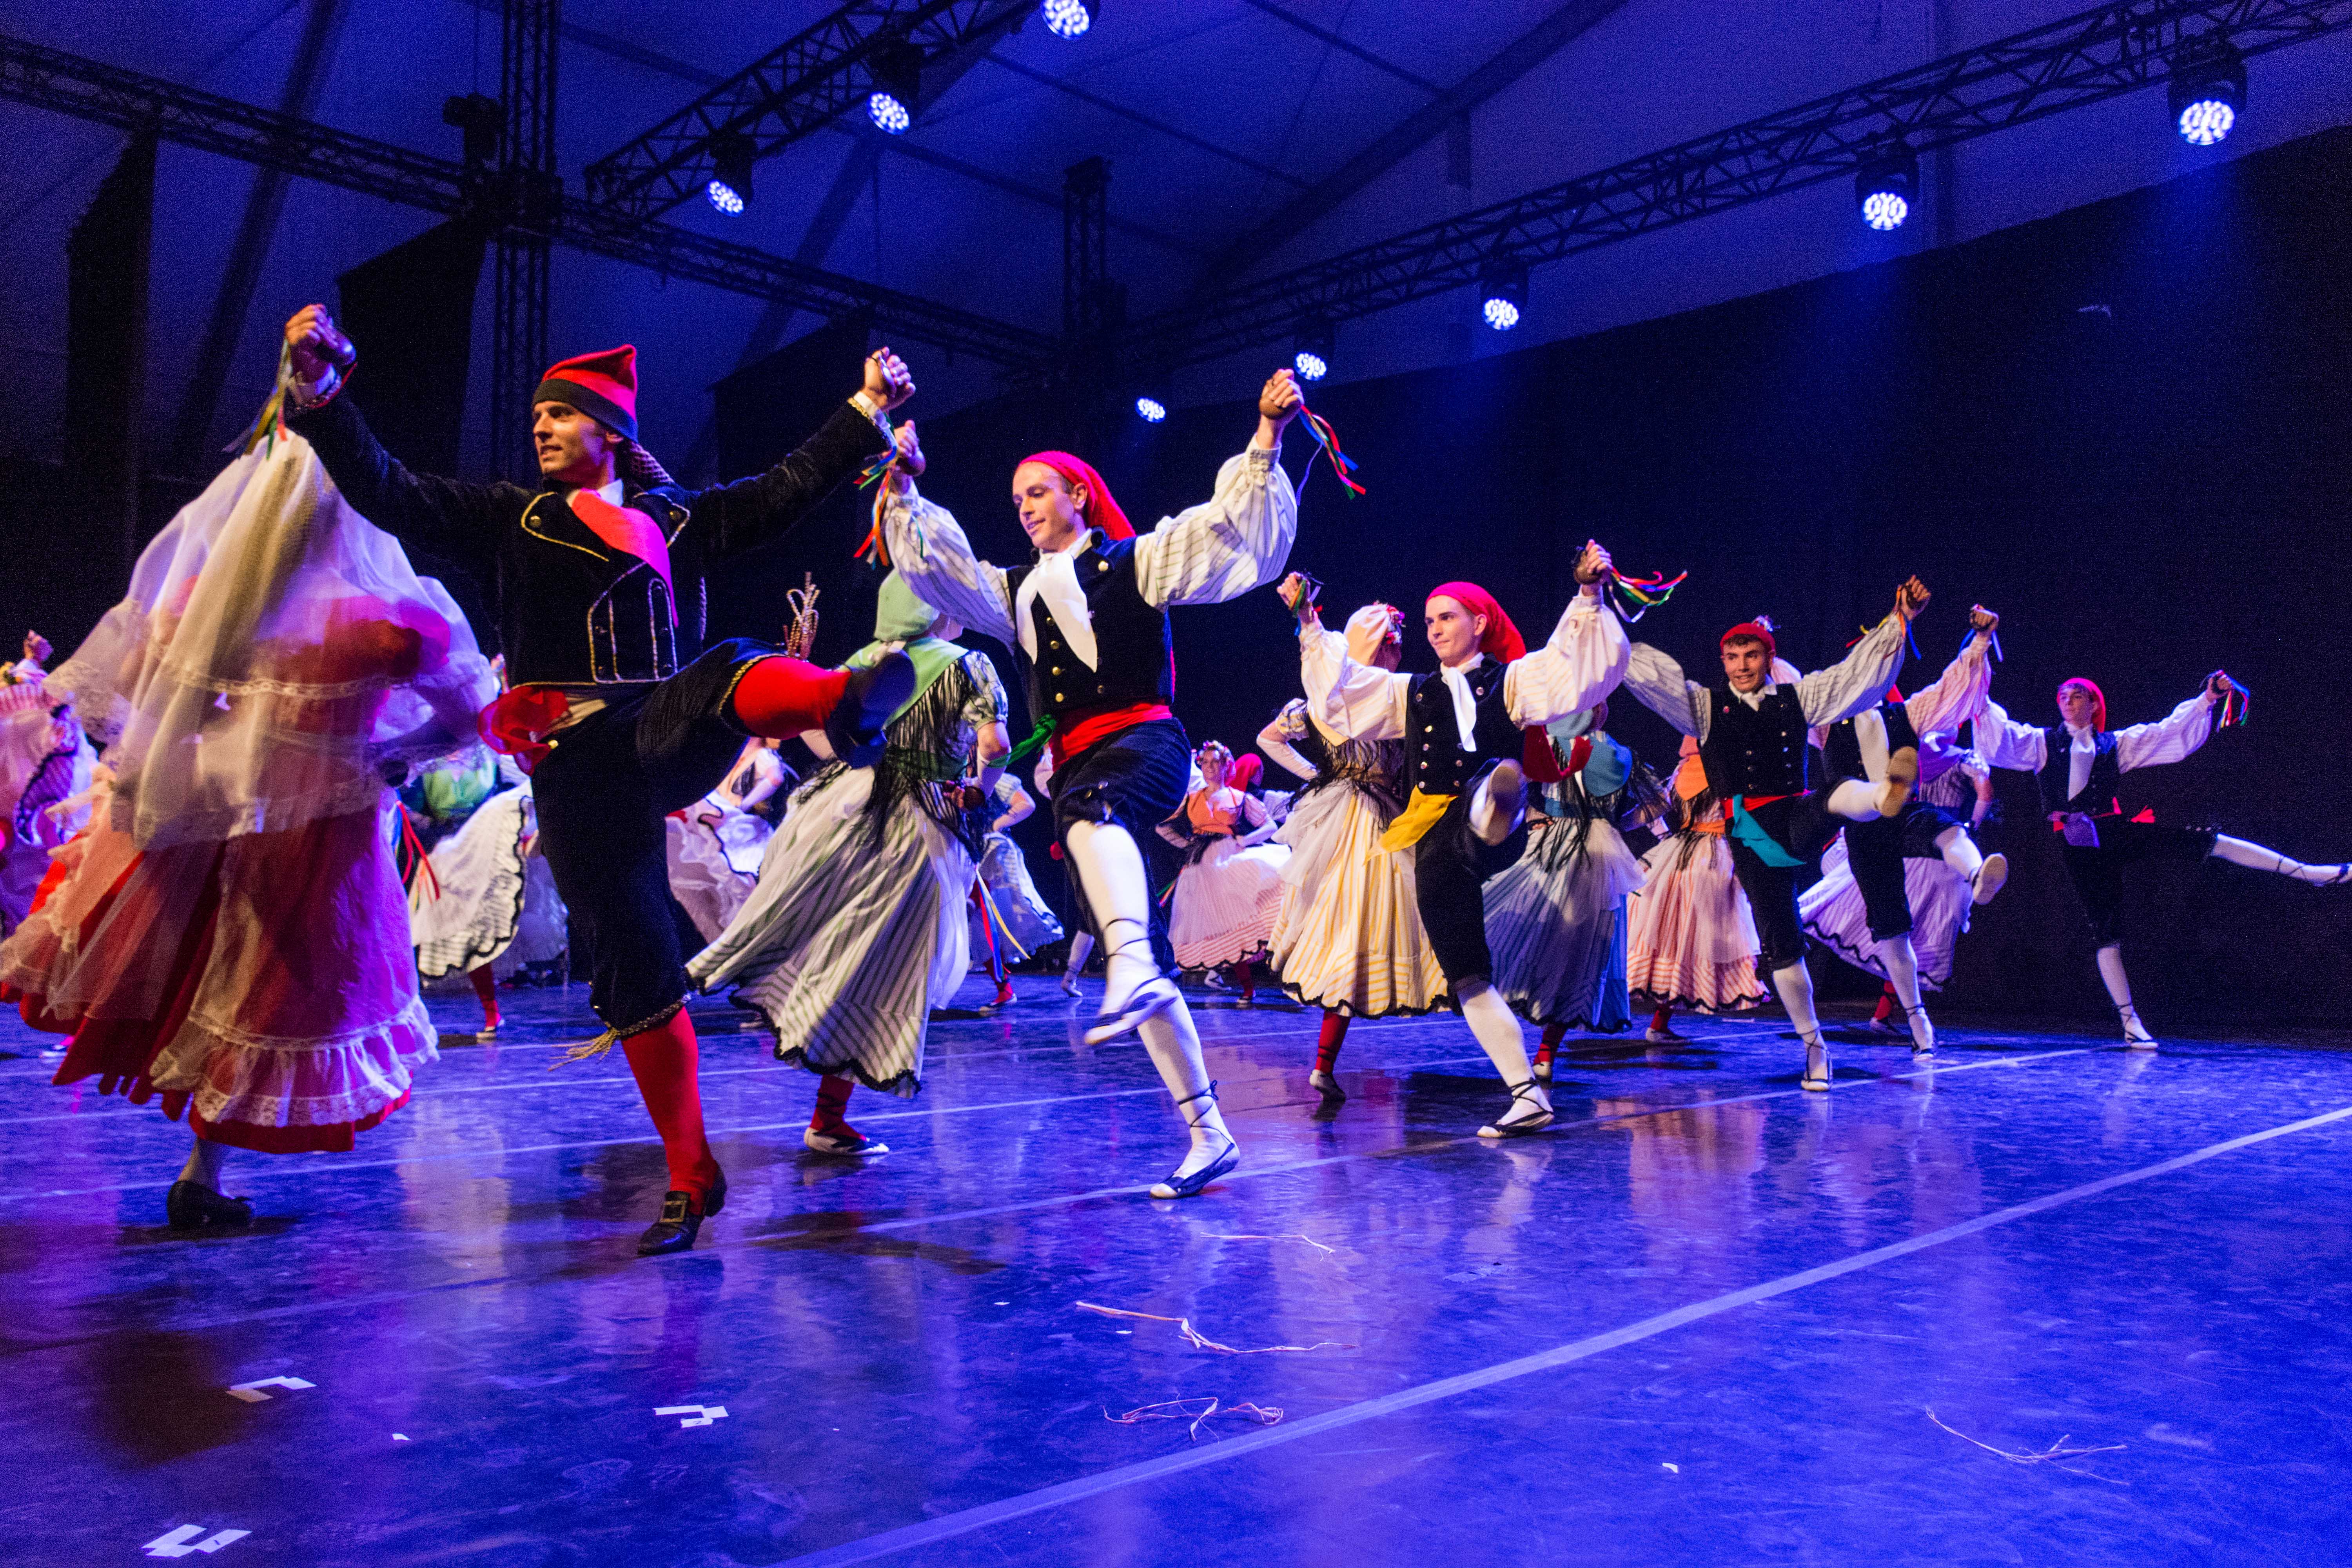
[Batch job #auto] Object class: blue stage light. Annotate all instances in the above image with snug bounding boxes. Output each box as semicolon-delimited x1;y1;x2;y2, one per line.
1135;396;1167;423
706;179;744;216
868;91;911;135
1478;260;1528;332
1042;0;1094;40
2176;97;2236;146
1860;190;1908;231
2168;38;2245;149
708;134;754;216
1855;147;1917;234
1293;350;1327;381
1481;297;1518;331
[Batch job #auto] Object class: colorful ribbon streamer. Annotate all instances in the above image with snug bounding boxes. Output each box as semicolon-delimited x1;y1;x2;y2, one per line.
1296;405;1365;497
1604;567;1686;623
228;344;298;458
2209;670;2251;730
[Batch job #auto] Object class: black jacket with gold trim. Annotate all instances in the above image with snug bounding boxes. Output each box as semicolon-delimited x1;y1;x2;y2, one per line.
290;394;887;687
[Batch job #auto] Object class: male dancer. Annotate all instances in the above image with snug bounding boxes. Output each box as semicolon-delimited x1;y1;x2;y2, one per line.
1975;669;2347;1048
1302;557;1630;1137
1619;583;1931;1091
280;304;913;1254
1811;606;2004;1056
878;372;1303;1199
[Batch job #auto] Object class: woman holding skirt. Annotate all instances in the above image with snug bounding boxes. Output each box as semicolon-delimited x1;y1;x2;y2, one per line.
688;573;1007;1155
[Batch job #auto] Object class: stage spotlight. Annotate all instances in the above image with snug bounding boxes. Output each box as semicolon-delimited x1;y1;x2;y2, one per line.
1135;395;1167;423
2169;36;2245;146
1855;146;1917;232
1042;0;1096;40
1479;260;1527;331
706;133;754;216
1293;320;1333;382
868;37;924;136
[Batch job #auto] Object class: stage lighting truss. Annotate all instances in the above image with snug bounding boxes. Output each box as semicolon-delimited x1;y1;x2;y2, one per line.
1293;320;1334;381
706;132;755;214
1856;145;1919;231
1042;0;1096;40
1479;259;1528;331
1135;395;1168;423
2169;35;2245;145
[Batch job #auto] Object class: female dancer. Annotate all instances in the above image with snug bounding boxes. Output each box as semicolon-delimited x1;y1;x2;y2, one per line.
1161;740;1289;1000
1977;670;2346;1047
0;428;494;1229
1268;588;1446;1100
1624;735;1771;1040
1485;704;1661;1079
968;772;1063;1008
410;750;571;1033
688;573;1009;1153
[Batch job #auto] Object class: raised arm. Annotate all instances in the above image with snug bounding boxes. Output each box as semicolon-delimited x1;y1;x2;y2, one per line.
1971;698;2049;773
1622;640;1709;739
1902;609;1997;738
688;397;894;559
1503;548;1631;725
1133;369;1303;609
1256;710;1318;781
1793;579;1926;727
2116;686;2220;773
878;479;1020;650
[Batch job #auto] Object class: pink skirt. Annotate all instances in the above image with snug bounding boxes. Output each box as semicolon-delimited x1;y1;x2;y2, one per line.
1623;832;1769;1013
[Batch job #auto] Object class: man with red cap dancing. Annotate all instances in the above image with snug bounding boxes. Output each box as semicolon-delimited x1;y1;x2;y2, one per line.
279;303;913;1254
1300;554;1632;1137
1619;583;1931;1092
876;370;1302;1200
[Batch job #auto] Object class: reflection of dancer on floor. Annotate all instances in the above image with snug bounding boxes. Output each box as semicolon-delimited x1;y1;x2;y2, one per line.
283;306;915;1256
1162;741;1289;1003
1975;670;2344;1049
1268;590;1446;1102
1483;704;1660;1082
690;573;1008;1154
880;370;1302;1198
1304;550;1630;1136
1626;736;1771;1042
1801;607;2002;1057
1620;582;1932;1091
0;432;495;1230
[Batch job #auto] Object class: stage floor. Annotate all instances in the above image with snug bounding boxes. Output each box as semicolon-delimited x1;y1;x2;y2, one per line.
4;978;2350;1566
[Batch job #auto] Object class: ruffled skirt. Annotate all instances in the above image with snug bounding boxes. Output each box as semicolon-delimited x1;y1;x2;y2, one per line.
0;806;435;1151
1169;835;1290;971
1268;783;1445;1016
687;767;969;1098
1485;817;1644;1025
666;804;766;943
1624;832;1769;1013
968;829;1063;962
1798;835;1974;989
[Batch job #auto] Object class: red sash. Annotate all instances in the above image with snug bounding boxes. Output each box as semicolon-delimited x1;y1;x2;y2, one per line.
569;491;676;625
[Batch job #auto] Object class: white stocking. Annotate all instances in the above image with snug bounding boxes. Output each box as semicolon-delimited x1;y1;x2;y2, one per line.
1469;762;1527;846
1935;826;1982;882
1459;981;1551;1124
1771;961;1821;1041
177;1132;229;1189
1136;1005;1233;1171
1826;780;1883;822
2212;835;2352;884
2095;943;2155;1043
1877;934;1932;1049
1065;819;1158;995
1065;931;1094;977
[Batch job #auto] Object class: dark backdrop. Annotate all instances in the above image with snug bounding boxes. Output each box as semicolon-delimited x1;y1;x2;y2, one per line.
902;123;2352;1024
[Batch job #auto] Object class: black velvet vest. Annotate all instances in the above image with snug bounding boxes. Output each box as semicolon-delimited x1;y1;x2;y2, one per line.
1406;661;1519;794
1821;699;1918;783
1699;684;1810;798
1004;534;1175;722
2036;725;2121;815
503;486;704;687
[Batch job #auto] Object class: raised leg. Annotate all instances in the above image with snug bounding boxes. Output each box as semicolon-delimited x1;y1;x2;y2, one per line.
2211;835;2352;884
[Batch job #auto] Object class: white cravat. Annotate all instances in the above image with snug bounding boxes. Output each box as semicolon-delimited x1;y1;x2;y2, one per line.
2063;721;2096;800
1013;532;1099;670
1438;655;1485;751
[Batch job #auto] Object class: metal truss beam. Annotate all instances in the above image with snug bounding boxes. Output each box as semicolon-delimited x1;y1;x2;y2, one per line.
0;32;1056;367
1128;0;2352;372
583;0;1032;225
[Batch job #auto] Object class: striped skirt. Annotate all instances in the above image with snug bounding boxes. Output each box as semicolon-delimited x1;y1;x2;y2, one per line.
685;767;971;1098
1169;836;1290;971
1798;834;1973;990
1267;782;1446;1016
1624;832;1769;1013
1484;816;1644;1026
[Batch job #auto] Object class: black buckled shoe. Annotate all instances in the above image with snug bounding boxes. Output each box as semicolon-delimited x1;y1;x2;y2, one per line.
825;652;917;769
637;1164;728;1257
165;1180;253;1232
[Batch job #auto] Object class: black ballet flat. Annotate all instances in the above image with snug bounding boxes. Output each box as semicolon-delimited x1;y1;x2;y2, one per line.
165;1180;253;1232
637;1165;728;1257
825;652;916;769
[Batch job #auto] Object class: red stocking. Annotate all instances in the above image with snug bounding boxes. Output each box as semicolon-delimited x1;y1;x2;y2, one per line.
811;1074;855;1136
1229;962;1256;1003
730;656;849;738
1650;1006;1675;1034
621;1010;718;1198
1872;983;1897;1025
1535;1020;1567;1073
1314;1011;1349;1073
469;965;500;1032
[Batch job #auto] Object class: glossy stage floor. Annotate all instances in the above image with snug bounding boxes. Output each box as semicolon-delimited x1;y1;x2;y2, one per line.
6;978;2351;1567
